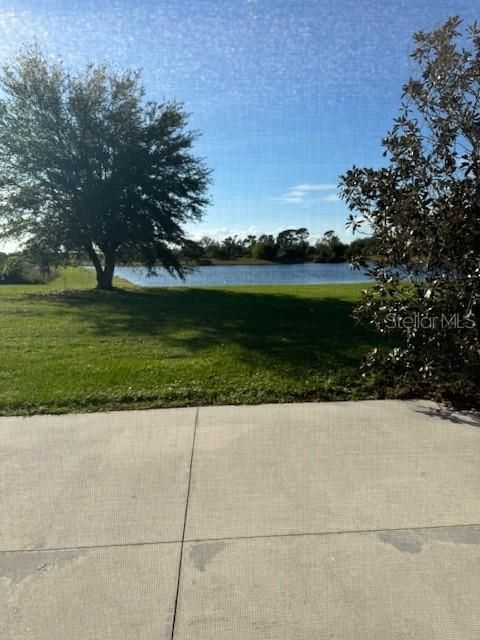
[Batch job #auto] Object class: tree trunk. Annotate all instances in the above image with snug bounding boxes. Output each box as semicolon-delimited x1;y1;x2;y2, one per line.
86;245;116;290
99;249;115;290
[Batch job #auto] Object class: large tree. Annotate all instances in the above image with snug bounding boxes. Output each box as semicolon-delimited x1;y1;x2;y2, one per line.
340;17;480;403
0;47;210;289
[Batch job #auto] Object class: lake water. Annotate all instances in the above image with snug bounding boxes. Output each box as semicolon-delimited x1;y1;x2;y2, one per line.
114;263;372;287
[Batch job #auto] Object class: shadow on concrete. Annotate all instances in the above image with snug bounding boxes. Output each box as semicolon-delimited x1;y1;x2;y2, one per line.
415;403;480;427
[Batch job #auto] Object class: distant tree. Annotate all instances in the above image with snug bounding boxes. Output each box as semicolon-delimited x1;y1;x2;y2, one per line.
179;239;205;262
314;230;347;262
252;234;277;261
0;47;211;289
221;235;245;259
199;236;217;256
345;236;377;261
243;234;257;256
0;254;29;284
202;239;224;259
276;227;310;261
340;17;480;402
21;231;71;276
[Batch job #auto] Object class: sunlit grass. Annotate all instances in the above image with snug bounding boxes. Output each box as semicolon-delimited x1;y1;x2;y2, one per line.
0;267;386;414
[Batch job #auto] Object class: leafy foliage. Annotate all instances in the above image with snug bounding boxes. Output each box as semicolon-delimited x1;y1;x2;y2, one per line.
0;255;28;284
0;252;52;284
340;17;480;403
313;230;348;263
0;47;211;289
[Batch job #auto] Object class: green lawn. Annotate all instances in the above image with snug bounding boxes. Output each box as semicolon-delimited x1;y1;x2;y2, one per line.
0;267;387;414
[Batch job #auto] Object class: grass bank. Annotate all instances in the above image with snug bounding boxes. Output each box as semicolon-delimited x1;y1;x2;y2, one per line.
0;267;388;415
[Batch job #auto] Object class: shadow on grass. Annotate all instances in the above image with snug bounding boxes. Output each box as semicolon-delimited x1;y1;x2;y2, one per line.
32;286;382;377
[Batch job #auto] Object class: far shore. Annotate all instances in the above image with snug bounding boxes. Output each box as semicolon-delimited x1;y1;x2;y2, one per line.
105;257;357;268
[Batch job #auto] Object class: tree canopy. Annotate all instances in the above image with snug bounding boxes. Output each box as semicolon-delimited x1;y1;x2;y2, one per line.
340;16;480;403
0;47;211;289
180;228;368;264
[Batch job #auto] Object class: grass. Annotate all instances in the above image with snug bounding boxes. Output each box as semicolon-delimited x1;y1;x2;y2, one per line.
0;266;388;415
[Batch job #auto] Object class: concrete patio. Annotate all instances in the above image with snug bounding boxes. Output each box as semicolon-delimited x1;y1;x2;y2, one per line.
1;400;479;639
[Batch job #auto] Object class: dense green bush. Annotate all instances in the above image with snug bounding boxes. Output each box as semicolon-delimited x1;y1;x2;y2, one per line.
340;17;480;406
0;254;55;284
0;255;28;283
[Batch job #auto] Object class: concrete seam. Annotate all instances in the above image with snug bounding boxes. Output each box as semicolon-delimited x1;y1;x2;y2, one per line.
0;539;181;555
170;405;199;640
183;522;480;544
2;522;480;556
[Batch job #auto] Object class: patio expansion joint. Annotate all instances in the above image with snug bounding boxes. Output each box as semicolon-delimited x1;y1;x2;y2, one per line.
183;522;480;545
3;522;480;557
0;538;182;555
170;405;200;640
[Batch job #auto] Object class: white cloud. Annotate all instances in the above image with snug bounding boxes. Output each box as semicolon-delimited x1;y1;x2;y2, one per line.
293;183;337;192
280;182;339;204
186;225;258;241
185;223;355;244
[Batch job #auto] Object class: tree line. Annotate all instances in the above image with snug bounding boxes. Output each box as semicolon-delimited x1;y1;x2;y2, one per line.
181;229;376;264
0;227;377;284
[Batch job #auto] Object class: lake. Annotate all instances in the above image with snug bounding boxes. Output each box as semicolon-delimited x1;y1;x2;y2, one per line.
114;263;372;287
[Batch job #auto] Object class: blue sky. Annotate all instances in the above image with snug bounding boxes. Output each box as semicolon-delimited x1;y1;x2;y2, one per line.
1;0;478;247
